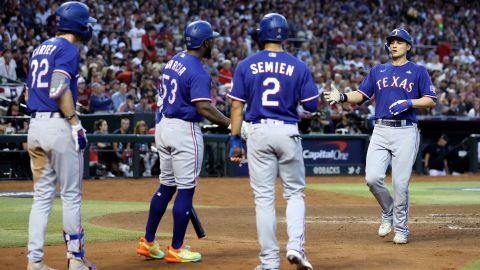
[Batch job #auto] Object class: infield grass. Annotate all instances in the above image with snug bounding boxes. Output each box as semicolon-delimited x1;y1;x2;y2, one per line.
0;198;153;248
308;181;480;205
460;258;480;270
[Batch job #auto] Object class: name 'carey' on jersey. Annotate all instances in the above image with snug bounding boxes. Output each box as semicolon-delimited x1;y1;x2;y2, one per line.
250;61;295;76
164;59;187;76
376;76;414;92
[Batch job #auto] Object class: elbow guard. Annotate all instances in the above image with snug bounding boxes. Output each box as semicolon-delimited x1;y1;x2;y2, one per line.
49;72;70;99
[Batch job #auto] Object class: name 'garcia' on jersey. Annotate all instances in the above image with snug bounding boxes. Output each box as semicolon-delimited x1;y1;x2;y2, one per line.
376;76;414;92
164;58;187;76
250;61;295;76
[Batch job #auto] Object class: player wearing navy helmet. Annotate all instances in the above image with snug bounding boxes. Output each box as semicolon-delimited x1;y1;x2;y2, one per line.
136;20;237;263
229;13;317;270
26;2;96;270
325;28;437;244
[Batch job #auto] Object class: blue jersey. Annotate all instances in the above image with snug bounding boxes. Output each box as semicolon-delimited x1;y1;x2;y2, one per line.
358;61;436;122
228;51;319;123
160;52;212;122
27;37;80;112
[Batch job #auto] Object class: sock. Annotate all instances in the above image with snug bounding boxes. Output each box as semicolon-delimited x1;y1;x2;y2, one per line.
171;188;195;249
144;185;177;242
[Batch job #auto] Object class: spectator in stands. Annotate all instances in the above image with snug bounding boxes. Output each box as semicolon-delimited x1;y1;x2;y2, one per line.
117;94;136;113
77;77;90;113
128;20;146;53
112;118;132;177
93;119;118;177
134;94;152;113
111;82;128;111
0;49;17;81
133;120;157;177
142;25;157;62
467;100;480;118
89;82;114;114
424;134;449;176
218;59;233;85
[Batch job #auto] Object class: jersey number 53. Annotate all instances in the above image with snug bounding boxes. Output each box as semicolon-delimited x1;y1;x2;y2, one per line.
161;74;178;104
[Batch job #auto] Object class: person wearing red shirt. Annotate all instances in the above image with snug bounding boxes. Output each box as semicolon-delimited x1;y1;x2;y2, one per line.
142;26;157;62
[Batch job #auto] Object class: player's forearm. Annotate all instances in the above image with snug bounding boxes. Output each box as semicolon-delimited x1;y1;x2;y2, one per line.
196;102;230;128
56;89;79;125
230;100;244;135
345;91;366;104
411;96;436;109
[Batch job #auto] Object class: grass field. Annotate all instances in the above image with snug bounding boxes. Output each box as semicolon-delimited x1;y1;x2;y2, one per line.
1;180;479;269
309;181;480;205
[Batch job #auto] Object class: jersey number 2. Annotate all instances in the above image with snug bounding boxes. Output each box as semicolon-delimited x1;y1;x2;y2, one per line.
30;59;49;89
262;77;280;106
162;74;178;104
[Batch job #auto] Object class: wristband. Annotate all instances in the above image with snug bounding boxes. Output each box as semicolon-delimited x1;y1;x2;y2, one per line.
340;93;348;103
67;114;77;120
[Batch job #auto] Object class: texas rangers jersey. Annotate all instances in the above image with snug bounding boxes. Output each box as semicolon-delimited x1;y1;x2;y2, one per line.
27;37;80;112
228;51;319;123
358;61;436;122
160;52;212;122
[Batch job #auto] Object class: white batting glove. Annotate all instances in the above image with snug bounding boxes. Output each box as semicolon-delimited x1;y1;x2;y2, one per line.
240;121;249;141
71;123;88;151
323;84;346;105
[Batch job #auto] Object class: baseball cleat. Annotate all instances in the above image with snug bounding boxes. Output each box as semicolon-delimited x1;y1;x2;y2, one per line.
67;257;96;270
165;245;201;263
136;237;165;259
286;250;313;270
378;220;393;237
393;234;408;244
27;261;58;270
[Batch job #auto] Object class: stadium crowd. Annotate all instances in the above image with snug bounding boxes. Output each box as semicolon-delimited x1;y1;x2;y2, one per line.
1;0;479;133
0;0;478;177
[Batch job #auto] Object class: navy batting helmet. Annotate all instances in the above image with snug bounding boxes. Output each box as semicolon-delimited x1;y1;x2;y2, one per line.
56;1;96;42
259;13;288;43
184;21;219;49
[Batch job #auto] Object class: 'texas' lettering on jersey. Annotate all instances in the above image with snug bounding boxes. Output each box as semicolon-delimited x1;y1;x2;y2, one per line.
250;61;295;76
376;76;414;92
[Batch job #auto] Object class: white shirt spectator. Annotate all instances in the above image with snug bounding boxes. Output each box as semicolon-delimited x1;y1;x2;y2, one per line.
0;55;17;81
128;25;146;52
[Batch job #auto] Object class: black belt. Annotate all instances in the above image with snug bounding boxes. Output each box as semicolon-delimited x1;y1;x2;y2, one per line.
251;119;297;125
31;111;65;119
375;119;414;127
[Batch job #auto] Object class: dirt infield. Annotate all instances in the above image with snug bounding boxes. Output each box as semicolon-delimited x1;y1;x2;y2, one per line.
1;174;479;270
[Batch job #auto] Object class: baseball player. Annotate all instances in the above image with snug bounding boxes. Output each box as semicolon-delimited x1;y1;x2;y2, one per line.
136;20;231;263
324;28;437;244
26;2;96;270
228;13;317;270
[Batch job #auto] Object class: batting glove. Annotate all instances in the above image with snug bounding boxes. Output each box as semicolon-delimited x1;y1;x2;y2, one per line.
71;123;88;151
323;84;347;105
389;99;413;116
228;135;243;158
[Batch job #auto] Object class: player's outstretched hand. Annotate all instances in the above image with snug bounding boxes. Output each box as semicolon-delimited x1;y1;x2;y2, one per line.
323;84;345;105
229;135;245;165
389;99;413;116
240;121;249;141
72;123;88;151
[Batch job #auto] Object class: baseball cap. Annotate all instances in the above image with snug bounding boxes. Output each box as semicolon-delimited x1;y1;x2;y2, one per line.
118;42;126;48
114;52;123;59
77;77;86;84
